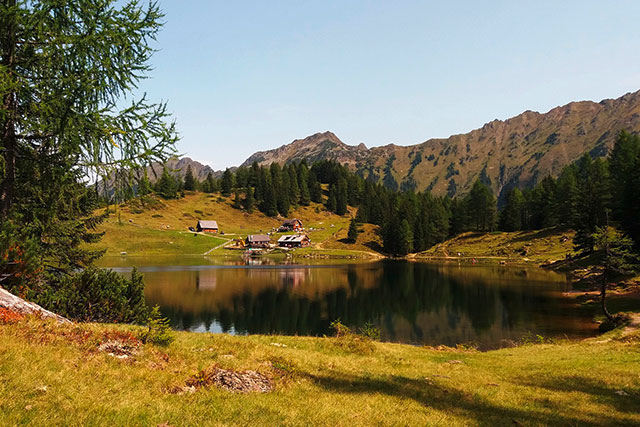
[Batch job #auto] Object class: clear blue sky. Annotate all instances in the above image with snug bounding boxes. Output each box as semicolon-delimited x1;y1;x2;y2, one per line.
138;1;640;170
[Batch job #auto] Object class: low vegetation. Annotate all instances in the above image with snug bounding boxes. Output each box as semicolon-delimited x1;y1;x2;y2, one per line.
418;227;576;264
1;316;638;426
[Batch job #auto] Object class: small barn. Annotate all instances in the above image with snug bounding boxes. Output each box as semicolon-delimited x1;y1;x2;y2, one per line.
278;234;310;248
280;218;303;231
246;234;271;248
196;220;219;233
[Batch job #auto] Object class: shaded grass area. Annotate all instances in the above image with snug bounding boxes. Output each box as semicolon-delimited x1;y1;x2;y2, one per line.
1;318;639;426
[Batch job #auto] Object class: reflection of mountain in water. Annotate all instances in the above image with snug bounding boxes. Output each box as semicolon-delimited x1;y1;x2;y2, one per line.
139;261;596;349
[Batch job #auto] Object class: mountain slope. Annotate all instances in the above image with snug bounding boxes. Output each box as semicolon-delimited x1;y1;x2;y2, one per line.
241;90;640;199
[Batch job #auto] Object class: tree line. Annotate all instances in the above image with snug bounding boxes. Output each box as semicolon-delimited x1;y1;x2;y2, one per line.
129;131;640;257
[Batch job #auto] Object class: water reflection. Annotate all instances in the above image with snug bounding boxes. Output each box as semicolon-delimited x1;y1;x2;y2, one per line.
108;260;597;349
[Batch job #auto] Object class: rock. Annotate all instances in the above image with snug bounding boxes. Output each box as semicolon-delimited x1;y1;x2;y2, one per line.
0;286;71;324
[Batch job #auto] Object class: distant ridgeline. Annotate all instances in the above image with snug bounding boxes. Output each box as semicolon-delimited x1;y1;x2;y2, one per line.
104;131;640;256
241;90;640;201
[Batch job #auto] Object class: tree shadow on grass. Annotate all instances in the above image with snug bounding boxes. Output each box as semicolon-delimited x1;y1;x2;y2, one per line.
508;227;570;244
304;371;637;426
516;375;640;415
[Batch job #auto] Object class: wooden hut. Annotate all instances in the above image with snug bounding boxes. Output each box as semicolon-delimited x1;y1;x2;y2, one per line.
246;234;271;248
196;220;219;233
277;234;310;248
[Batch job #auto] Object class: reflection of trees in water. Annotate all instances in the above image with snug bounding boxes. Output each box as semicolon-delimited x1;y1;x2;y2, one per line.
155;262;580;347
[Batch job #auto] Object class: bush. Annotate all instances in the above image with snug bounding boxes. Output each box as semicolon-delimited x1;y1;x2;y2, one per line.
139;306;175;346
330;319;376;354
30;268;149;323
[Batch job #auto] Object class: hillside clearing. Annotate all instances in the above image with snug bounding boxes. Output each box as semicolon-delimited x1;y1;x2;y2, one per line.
93;193;379;258
417;228;576;264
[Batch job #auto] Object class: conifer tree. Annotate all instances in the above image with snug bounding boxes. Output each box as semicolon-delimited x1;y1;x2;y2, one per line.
326;184;337;212
347;218;359;243
137;169;153;196
309;172;323;203
233;189;242;209
336;178;348;215
184;165;196;191
244;187;255;213
499;188;525;231
298;162;311;205
221;168;234;196
156;167;178;199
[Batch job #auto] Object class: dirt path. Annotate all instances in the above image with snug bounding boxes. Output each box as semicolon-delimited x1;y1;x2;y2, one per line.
203;238;232;255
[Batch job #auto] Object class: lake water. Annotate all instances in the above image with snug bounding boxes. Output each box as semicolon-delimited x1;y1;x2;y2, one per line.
101;256;597;349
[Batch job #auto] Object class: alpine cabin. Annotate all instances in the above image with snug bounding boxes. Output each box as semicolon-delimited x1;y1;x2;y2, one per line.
280;218;303;231
196;220;219;233
277;234;311;248
246;234;271;248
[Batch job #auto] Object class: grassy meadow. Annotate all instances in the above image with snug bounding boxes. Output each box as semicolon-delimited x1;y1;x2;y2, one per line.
94;192;382;258
417;227;576;264
0;317;638;426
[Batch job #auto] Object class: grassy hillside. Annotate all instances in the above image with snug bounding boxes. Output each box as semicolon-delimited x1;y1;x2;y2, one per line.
93;192;381;258
1;317;639;426
417;228;576;264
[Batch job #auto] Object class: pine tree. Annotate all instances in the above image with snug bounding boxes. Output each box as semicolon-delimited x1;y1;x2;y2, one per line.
499;188;525;231
233;189;242;209
221;168;234;196
608;131;640;245
0;0;175;320
298;163;311;205
592;226;637;322
184;165;196;191
137;170;152;196
465;180;496;231
287;165;300;206
336;178;348;215
347;218;359;243
244;187;255;213
308;172;323;203
326;184;337;212
156;167;178;199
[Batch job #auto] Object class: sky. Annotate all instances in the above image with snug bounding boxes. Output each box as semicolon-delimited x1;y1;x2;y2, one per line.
136;1;640;170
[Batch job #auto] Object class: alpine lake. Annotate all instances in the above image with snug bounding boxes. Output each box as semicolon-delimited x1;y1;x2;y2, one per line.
99;256;598;350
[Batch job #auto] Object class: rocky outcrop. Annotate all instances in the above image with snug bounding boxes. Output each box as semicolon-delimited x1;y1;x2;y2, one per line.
0;286;71;324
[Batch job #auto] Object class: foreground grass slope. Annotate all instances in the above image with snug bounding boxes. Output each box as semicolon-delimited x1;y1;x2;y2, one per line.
1;318;639;426
418;227;575;264
94;192;381;258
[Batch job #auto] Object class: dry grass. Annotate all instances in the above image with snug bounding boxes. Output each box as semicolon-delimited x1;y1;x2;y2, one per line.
1;317;639;426
418;228;576;264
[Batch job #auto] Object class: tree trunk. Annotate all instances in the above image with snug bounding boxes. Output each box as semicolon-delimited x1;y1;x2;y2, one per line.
601;271;613;322
0;0;17;218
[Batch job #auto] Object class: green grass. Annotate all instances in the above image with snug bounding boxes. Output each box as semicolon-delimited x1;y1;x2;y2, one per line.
1;318;639;426
93;193;378;258
96;225;227;256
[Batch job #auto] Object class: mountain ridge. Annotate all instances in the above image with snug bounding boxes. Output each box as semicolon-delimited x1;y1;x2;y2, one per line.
240;90;640;198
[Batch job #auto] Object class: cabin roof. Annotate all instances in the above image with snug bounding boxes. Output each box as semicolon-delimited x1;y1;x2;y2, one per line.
278;234;309;243
247;234;271;242
282;218;302;226
197;220;218;229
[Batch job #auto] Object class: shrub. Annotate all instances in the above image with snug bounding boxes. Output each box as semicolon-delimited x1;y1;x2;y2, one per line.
139;306;175;346
358;322;381;341
31;268;149;323
330;319;376;354
194;209;203;215
152;214;163;218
